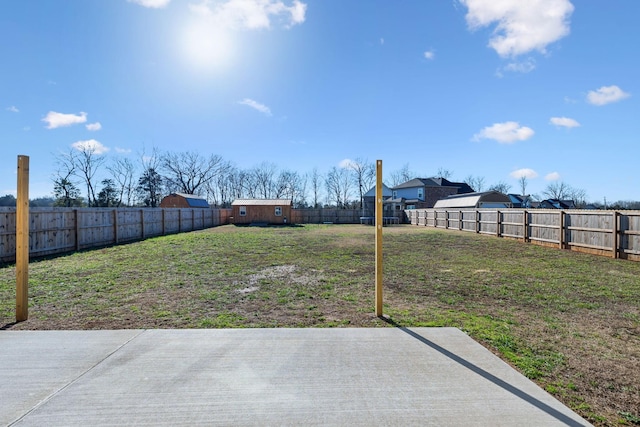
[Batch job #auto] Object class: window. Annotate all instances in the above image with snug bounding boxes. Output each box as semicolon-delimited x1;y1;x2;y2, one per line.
275;206;282;216
239;206;247;216
417;188;424;200
392;190;397;199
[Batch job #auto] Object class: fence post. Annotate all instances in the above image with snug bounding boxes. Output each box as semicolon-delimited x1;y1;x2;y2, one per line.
162;209;166;235
523;210;529;242
74;209;80;251
459;210;463;231
16;155;29;322
612;211;619;259
496;210;501;237
475;210;479;234
140;209;145;239
113;209;119;244
559;211;565;249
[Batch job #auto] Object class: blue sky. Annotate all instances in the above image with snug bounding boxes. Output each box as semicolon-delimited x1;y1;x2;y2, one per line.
1;0;638;203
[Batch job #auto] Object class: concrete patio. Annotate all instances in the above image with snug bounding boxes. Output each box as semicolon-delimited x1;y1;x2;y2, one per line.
1;327;590;426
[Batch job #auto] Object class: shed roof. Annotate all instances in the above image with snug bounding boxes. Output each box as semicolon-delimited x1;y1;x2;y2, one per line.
433;191;511;209
171;193;210;208
231;199;293;206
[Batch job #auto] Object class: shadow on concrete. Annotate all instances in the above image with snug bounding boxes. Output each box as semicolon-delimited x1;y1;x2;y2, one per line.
380;316;587;427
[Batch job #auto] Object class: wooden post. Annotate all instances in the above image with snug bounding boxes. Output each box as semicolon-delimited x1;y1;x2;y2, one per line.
496;210;501;237
140;209;145;238
16;155;29;322
375;160;383;317
113;209;119;244
74;209;80;251
523;210;529;242
559;211;565;249
612;211;619;259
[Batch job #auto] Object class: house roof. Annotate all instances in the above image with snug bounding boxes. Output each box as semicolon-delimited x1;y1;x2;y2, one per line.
364;183;393;198
171;193;210;208
231;199;293;206
433;191;511;209
393;178;442;189
392;177;474;193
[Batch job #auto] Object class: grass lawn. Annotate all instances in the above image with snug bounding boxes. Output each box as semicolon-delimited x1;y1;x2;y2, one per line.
1;224;638;425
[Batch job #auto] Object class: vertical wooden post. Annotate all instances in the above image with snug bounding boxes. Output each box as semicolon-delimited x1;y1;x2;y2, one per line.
16;155;29;322
523;210;529;242
113;209;119;244
496;210;501;237
140;209;145;239
74;209;80;251
612;211;619;259
375;160;383;317
559;211;565;249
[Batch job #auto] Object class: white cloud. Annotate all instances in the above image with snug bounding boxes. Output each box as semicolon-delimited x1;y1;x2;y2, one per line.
472;121;534;144
71;139;109;155
550;116;580;128
128;0;170;8
42;111;87;129
587;85;630;106
115;147;133;154
86;122;102;131
510;168;538;179
460;0;574;57
424;50;435;60
6;106;19;113
545;172;561;181
238;98;272;116
339;158;356;169
503;58;536;73
189;0;306;30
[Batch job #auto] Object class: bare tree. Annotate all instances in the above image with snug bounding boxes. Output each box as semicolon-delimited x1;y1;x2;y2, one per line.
70;143;107;207
542;181;570;199
108;157;136;206
436;167;453;179
251;162;278;199
388;163;414;186
488;181;511;194
346;158;375;212
310;168;323;208
325;166;351;208
518;176;528;196
161;151;225;195
464;175;485;192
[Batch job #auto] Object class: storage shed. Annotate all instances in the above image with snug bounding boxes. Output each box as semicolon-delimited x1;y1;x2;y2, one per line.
231;199;293;225
433;191;512;209
160;193;210;208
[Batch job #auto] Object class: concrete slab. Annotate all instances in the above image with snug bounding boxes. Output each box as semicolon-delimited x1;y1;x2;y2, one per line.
1;328;591;426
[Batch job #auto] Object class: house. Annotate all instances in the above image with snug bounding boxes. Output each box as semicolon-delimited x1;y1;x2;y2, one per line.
390;177;475;209
507;194;533;208
538;199;576;209
231;199;292;225
159;193;210;208
433;191;512;209
362;183;395;216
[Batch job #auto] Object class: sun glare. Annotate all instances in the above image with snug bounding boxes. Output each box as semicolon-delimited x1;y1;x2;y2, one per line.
182;20;235;71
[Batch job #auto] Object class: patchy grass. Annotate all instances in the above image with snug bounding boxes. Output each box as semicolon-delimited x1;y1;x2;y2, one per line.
1;224;638;425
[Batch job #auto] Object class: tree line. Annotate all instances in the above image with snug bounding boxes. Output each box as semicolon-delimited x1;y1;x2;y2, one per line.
2;146;638;210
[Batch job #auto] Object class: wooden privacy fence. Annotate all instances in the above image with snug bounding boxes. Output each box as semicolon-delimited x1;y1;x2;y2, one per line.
0;207;232;263
291;209;367;224
405;208;640;262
